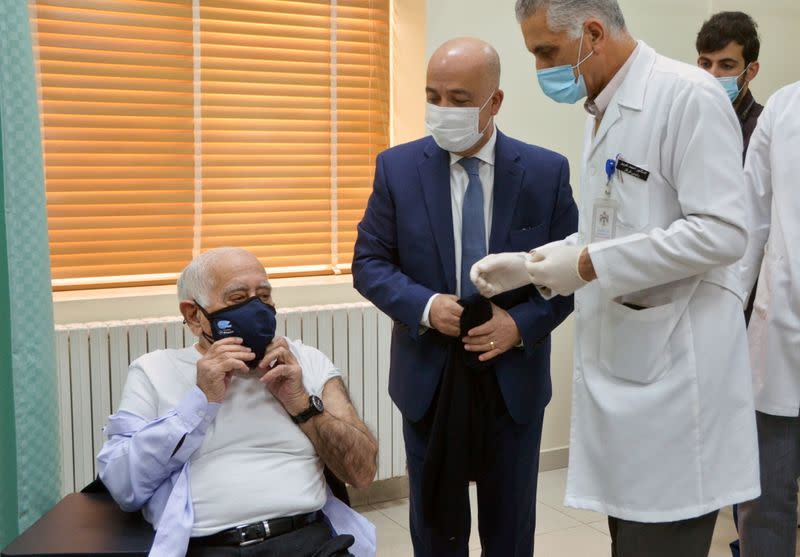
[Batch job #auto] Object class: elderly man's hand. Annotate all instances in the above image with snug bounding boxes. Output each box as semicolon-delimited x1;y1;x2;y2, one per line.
196;337;255;403
258;337;310;416
462;303;521;362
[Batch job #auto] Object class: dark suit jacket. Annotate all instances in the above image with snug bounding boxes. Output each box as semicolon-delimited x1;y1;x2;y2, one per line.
352;131;578;424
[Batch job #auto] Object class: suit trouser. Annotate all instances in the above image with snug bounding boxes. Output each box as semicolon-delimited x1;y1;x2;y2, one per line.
739;411;800;557
401;387;545;557
608;511;718;557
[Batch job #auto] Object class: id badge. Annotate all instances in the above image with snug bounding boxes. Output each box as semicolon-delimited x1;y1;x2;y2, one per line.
591;197;618;242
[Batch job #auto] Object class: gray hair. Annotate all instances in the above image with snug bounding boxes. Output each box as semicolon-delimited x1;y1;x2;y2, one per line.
515;0;627;38
177;247;250;307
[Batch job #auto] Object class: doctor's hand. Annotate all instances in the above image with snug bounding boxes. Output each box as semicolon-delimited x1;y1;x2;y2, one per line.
429;294;464;338
526;244;591;297
462;304;521;362
470;252;534;298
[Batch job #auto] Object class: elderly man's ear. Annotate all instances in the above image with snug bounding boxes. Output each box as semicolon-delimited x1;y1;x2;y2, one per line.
180;301;204;336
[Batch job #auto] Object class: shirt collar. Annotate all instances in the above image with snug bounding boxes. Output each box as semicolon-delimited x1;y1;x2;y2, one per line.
450;125;497;167
585;43;641;118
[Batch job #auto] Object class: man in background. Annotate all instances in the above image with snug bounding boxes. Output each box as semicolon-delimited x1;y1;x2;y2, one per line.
697;16;765;553
697;11;764;323
697;11;763;159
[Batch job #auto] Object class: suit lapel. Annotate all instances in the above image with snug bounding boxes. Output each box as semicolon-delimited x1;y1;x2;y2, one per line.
490;131;524;254
419;140;457;293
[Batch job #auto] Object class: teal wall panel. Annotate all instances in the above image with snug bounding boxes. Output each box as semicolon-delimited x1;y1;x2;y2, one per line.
0;0;61;541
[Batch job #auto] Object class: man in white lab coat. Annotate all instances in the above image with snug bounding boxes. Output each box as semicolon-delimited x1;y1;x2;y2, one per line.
471;1;760;555
736;80;800;557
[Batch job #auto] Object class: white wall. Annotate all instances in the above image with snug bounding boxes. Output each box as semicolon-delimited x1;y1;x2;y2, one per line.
52;0;799;466
426;0;800;460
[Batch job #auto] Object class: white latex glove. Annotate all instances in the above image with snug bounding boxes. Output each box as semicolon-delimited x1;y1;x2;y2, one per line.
470;252;535;298
525;243;588;297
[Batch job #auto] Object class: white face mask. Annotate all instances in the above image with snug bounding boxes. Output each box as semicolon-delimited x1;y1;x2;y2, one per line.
425;92;495;153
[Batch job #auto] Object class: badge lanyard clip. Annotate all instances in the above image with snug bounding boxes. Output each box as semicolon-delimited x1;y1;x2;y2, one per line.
604;154;623;195
592;155;621;242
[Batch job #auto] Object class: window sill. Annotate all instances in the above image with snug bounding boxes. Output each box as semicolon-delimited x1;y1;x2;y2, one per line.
52;274;365;325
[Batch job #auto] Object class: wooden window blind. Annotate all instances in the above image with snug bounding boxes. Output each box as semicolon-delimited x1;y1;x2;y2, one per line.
33;0;390;290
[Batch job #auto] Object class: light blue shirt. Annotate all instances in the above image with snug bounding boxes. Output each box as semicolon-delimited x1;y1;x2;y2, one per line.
97;385;375;557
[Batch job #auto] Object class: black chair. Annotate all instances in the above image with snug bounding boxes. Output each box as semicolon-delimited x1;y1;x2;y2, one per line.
324;468;351;506
81;477;109;494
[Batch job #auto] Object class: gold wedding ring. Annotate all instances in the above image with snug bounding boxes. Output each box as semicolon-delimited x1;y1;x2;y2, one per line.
489;340;496;350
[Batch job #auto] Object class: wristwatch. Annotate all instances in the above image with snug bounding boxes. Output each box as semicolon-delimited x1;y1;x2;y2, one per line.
291;395;324;424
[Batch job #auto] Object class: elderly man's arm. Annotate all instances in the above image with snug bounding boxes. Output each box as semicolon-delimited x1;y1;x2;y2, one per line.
259;338;378;489
97;367;220;511
298;378;378;489
98;338;249;511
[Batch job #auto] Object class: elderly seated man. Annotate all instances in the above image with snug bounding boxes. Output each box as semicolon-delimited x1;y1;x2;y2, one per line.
97;247;378;557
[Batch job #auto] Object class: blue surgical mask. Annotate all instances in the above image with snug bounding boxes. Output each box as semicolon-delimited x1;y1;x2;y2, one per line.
717;65;750;102
197;297;277;367
537;30;594;104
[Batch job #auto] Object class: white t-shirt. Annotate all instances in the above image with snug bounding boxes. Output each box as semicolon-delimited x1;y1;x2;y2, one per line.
117;337;341;536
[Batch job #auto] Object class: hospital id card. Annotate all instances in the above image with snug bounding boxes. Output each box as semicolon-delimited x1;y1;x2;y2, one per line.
591;197;618;242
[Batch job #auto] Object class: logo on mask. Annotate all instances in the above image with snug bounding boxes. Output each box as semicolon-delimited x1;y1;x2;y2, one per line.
216;320;234;335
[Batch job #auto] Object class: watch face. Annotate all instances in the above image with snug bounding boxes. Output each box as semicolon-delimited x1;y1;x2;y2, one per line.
311;395;324;412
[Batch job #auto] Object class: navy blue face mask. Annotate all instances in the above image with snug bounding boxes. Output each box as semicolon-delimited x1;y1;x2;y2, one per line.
196;297;277;367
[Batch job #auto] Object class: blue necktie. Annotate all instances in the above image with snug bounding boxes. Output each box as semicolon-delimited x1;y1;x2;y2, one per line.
458;157;486;298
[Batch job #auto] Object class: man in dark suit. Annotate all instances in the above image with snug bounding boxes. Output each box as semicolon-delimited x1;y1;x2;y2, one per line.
352;37;577;557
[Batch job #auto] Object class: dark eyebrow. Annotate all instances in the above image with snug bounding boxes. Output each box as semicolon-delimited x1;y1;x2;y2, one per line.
532;44;556;56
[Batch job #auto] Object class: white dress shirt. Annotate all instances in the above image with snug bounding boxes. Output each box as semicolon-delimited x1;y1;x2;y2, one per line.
585;43;641;124
421;126;497;327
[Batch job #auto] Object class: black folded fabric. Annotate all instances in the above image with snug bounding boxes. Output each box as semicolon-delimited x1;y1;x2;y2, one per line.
311;534;355;557
421;294;497;541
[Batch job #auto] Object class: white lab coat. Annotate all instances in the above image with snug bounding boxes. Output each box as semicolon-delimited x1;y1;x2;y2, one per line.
561;42;760;522
739;81;800;417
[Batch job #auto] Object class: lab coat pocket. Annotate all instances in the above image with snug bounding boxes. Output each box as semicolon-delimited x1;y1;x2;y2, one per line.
614;164;650;233
600;299;675;384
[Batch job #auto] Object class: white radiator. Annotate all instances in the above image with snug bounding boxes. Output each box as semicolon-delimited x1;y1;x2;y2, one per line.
55;302;405;495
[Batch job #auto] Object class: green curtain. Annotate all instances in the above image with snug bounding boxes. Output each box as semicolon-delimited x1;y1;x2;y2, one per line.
0;103;18;548
0;0;60;547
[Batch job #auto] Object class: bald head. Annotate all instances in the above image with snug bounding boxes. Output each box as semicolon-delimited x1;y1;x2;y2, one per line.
178;247;267;307
425;38;504;156
428;37;501;94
